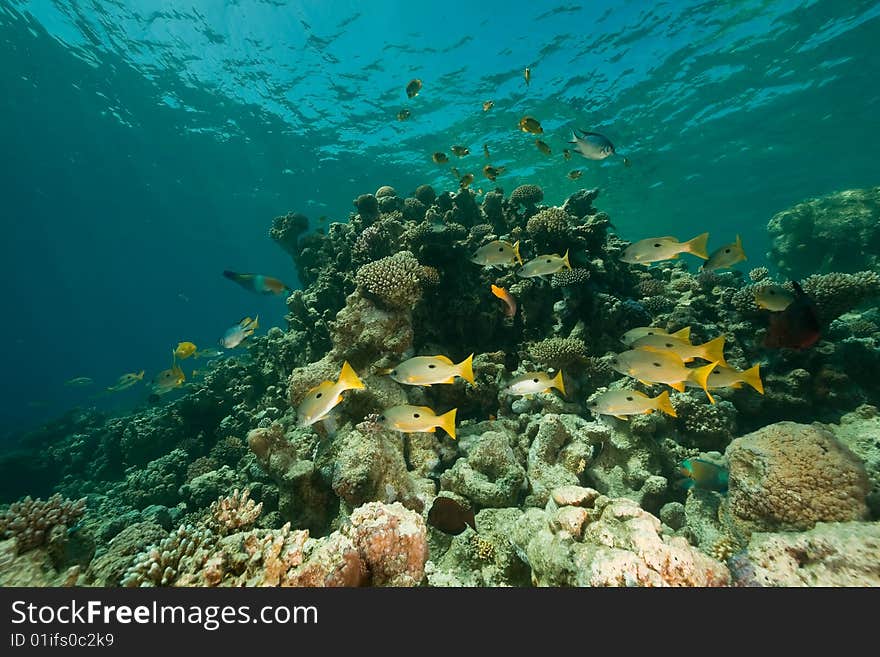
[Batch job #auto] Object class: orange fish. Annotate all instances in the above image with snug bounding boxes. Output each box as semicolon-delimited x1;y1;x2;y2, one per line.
491;285;517;318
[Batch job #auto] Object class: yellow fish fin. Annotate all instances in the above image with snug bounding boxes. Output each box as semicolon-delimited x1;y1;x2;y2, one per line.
736;234;746;260
655;390;677;418
553;370;566;397
613;414;629;421
251;315;259;330
671;326;691;342
743;363;764;395
638;379;653;387
441;378;455;384
437;408;457;440
433;355;454;365
685;232;710;259
669;381;686;393
137;370;145;379
513;240;523;265
690;361;718;404
700;336;727;366
457;353;475;384
562;249;571;270
238;316;253;327
337;361;365;390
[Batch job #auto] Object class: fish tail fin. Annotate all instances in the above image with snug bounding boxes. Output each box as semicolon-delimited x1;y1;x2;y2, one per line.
553;370;566;397
743;363;764;395
513;240;523;265
337;361;365;390
438;408;457;440
252;315;259;330
655;390;677;418
701;336;727;366
457;353;475;385
690;362;718;404
562;249;571;270
686;232;710;260
671;326;691;342
137;370;145;380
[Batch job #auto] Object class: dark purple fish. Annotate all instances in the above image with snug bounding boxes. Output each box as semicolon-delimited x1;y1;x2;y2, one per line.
763;281;820;349
427;496;476;535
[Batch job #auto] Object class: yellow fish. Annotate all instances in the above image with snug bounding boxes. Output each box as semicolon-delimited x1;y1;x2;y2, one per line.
632;334;727;366
535;139;551;155
397;109;411;121
296;361;365;427
610;350;717;401
173;341;197;360
472;240;522;268
567;169;582;180
483;165;505;181
703;235;747;271
518;116;543;134
451;145;470;157
621;326;691;347
482;100;494;112
387;354;474;386
193;348;224;359
107;371;144;392
588;389;677;420
517;250;571;278
459;173;474;189
524;67;531;86
754;285;794;311
563;148;572;160
152;364;185;394
620;233;709;265
688;363;764;394
406;78;422;98
503;371;566;397
379;405;457;439
432;152;449;164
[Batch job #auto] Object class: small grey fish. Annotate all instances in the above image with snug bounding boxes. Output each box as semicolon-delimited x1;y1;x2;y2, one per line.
569;129;629;165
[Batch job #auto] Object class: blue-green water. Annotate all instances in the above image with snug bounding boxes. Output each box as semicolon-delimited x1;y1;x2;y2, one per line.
2;0;879;436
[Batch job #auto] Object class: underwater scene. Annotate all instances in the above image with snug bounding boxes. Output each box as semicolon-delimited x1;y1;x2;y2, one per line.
1;0;879;587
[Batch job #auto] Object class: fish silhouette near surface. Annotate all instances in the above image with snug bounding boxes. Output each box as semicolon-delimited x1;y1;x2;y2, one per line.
763;281;821;350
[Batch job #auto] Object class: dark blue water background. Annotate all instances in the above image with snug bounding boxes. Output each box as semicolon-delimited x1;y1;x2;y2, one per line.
1;0;879;437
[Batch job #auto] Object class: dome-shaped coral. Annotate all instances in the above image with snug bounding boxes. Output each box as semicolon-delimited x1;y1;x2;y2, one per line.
802;271;880;324
528;337;587;369
414;184;436;206
354;251;425;310
510;184;544;207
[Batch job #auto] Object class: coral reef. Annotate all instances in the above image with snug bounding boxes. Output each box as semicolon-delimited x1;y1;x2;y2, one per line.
724;421;870;536
0;494;86;554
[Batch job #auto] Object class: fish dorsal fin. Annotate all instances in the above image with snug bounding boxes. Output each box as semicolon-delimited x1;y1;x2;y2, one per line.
669;381;686;392
432;355;454;365
672;326;691;342
239;316;252;326
414;405;435;415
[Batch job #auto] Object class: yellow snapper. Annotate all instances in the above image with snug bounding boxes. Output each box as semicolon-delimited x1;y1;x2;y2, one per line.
620;233;709;265
503;370;566;397
388;354;474;386
379;405;457;439
107;370;144;392
296;361;365;427
219;316;259;349
621;326;691;347
754;285;794;311
588;389;676;420
686;363;764;394
632;334;727;366
517;250;571;278
471;240;523;267
152;365;185;394
702;235;747;271
610;350;717;401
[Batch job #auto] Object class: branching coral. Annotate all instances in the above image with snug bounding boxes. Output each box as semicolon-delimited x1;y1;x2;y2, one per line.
801;271;880;324
0;494;86;554
209;488;263;536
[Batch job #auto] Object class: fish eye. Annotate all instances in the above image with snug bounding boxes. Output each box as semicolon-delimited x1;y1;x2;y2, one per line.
316;392;323;398
769;290;776;295
413;412;420;418
626;396;633;401
652;362;661;367
533;378;539;383
612;359;618;364
665;343;673;347
647;331;655;335
498;246;504;252
545;259;551;263
653;243;662;248
428;364;436;368
378;415;385;421
391;370;397;375
725;248;731;253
